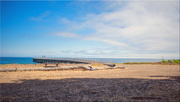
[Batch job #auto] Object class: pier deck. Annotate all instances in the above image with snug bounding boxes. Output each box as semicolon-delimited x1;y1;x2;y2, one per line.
33;57;101;64
33;57;115;67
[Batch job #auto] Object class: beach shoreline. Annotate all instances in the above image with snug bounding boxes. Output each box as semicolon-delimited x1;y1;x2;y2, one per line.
0;63;179;69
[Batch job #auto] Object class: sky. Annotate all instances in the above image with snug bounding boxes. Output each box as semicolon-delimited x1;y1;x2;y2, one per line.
0;0;179;59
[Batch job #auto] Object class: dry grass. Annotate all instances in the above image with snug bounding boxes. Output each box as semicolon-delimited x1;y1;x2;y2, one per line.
122;62;173;64
90;63;109;68
123;62;161;64
0;64;179;102
0;64;44;69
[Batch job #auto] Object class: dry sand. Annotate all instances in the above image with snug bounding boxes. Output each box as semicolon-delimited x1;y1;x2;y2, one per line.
0;63;108;69
0;64;179;101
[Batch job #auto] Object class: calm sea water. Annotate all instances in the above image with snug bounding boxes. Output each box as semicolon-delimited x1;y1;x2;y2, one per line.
0;57;162;64
0;57;37;64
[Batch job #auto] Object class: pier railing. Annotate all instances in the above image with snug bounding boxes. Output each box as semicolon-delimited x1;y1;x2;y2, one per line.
33;57;111;64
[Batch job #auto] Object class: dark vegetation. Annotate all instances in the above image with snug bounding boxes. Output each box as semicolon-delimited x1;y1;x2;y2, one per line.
161;59;180;64
124;59;180;64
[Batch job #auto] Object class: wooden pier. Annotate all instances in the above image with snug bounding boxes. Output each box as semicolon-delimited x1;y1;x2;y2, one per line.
33;57;115;67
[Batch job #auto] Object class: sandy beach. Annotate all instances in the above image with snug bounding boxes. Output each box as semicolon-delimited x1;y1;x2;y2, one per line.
0;63;109;69
0;64;179;101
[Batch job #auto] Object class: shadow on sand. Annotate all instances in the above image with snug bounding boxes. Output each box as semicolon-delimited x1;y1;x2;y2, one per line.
1;76;179;102
149;76;180;82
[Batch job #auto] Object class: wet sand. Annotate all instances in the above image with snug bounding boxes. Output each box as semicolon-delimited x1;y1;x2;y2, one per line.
0;64;179;101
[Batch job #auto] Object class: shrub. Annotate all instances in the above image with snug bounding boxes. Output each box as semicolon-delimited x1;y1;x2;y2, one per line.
162;60;168;63
173;59;180;64
168;60;174;63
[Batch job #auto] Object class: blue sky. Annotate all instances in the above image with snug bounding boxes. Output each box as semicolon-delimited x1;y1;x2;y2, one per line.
1;0;179;59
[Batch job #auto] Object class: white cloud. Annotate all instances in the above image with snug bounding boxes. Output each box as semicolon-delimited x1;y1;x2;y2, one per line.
30;11;50;21
52;1;179;58
55;32;81;38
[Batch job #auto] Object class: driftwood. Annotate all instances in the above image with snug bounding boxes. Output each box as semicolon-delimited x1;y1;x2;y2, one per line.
0;65;125;72
103;63;116;67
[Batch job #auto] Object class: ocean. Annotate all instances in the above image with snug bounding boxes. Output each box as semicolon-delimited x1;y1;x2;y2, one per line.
0;57;163;64
0;57;37;64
